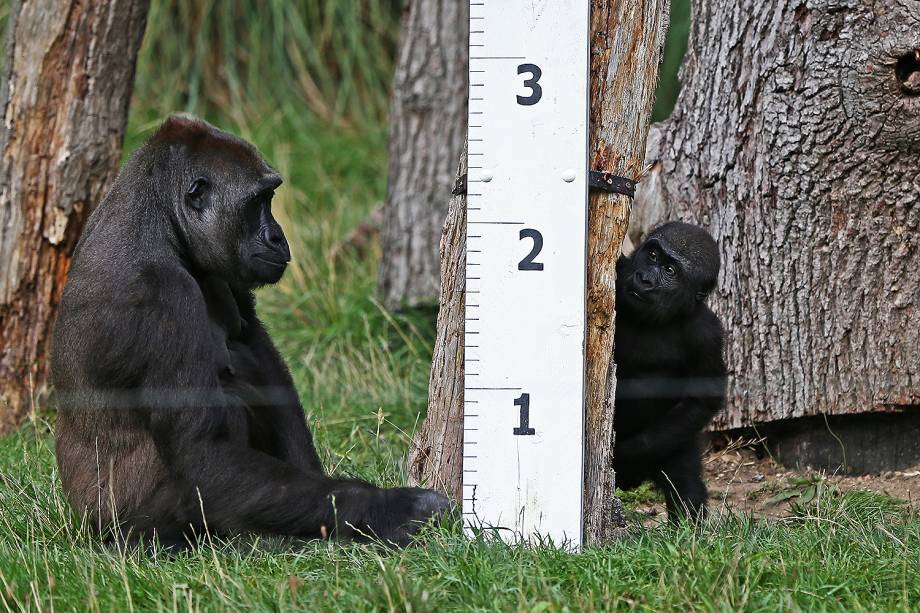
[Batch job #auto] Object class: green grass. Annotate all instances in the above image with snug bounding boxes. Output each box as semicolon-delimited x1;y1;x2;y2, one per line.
2;114;919;613
3;421;919;611
2;2;919;610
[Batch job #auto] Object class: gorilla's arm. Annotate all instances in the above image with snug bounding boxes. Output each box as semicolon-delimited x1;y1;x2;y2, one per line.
227;318;324;472
199;278;321;472
135;267;440;543
615;312;726;464
148;402;420;540
614;397;720;464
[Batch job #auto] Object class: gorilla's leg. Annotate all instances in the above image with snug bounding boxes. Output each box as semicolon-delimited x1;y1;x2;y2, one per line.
654;445;708;523
151;404;451;546
613;450;651;492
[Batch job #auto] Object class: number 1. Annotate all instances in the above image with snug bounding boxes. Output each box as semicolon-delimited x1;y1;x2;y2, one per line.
513;393;536;435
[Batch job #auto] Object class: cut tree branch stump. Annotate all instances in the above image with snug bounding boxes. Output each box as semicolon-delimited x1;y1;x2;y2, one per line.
407;148;467;502
409;1;670;546
629;0;920;430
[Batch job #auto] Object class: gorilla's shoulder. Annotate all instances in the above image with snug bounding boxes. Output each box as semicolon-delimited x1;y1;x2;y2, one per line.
695;305;724;336
684;305;725;368
124;263;203;311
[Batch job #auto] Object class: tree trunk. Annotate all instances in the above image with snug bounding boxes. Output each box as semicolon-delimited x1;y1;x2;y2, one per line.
409;1;670;546
631;0;920;430
377;0;468;310
0;0;150;431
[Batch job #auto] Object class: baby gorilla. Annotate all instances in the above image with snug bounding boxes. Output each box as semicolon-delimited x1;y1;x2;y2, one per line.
52;116;450;548
614;222;727;521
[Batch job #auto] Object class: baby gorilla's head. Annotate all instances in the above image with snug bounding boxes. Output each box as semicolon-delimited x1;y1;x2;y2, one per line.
617;222;720;322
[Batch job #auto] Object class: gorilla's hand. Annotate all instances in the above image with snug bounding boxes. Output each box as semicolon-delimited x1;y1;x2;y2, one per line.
361;487;455;547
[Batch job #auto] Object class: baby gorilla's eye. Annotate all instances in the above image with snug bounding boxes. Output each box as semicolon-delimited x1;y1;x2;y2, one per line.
647;249;658;262
663;264;676;276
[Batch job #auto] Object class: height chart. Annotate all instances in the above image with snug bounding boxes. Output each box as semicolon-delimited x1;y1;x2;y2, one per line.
462;0;590;548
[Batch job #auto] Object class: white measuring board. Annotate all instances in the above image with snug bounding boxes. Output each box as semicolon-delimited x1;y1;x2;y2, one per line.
463;0;590;548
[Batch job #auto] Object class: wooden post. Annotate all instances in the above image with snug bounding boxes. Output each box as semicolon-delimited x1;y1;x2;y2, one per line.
0;0;150;431
409;1;670;546
582;0;670;545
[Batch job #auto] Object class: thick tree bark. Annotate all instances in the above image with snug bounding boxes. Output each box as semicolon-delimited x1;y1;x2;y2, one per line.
377;0;468;310
409;2;670;545
631;0;920;430
0;0;149;431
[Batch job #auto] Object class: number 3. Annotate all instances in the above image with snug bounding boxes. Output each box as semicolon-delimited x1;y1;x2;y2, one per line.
516;63;543;106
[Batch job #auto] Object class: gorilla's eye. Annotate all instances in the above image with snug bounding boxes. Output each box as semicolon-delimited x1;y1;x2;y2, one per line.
648;249;658;262
186;178;209;210
663;264;676;277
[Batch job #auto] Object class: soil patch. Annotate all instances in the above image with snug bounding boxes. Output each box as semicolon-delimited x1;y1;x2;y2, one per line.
626;443;920;524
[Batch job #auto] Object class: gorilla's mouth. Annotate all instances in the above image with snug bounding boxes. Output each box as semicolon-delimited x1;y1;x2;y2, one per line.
629;289;649;303
253;255;288;268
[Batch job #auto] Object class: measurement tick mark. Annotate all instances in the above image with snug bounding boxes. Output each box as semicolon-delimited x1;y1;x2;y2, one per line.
466;387;523;391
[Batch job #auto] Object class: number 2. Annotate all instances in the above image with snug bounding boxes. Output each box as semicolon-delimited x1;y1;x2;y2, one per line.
518;228;544;271
516;63;543;106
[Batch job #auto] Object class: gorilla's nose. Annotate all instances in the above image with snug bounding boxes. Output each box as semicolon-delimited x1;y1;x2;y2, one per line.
635;270;654;288
261;227;290;260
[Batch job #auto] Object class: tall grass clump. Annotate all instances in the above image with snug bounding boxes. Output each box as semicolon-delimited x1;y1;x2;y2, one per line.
134;0;403;127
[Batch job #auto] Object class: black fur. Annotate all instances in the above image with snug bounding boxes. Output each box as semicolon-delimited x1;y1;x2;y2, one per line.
52;116;450;548
614;222;727;521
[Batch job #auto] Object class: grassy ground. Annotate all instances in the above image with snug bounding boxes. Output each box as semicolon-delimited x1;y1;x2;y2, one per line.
2;2;920;611
2;111;918;613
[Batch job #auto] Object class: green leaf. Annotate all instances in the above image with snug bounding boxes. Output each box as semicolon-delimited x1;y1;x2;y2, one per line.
767;490;800;505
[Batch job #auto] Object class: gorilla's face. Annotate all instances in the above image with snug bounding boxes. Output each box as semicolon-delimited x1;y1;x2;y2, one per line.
179;157;291;288
233;179;290;286
619;238;694;322
618;236;719;325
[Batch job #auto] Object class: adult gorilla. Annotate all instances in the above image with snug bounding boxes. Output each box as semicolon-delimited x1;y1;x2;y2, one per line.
52;116;450;548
